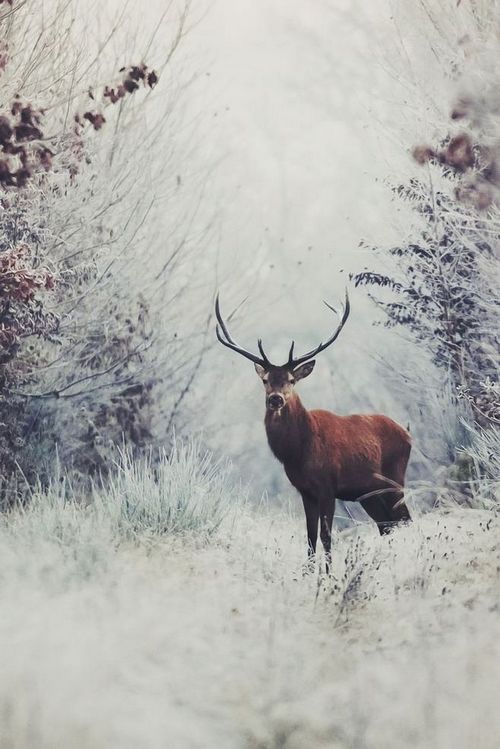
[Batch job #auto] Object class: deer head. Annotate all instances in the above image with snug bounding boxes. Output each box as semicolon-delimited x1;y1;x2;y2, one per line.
215;291;350;412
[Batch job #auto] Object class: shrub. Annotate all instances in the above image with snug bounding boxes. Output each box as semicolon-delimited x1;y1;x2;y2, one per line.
100;441;236;541
0;1;205;494
3;438;238;585
353;5;499;489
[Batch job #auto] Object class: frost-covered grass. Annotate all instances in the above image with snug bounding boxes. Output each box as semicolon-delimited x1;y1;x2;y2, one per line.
99;442;237;541
0;449;499;748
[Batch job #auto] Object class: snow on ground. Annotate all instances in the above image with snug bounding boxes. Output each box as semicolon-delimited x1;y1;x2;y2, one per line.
0;456;499;748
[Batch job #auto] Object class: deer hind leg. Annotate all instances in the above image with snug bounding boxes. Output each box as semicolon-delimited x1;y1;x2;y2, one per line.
361;493;410;535
319;497;335;574
360;496;395;536
386;490;411;525
382;446;412;527
362;451;412;535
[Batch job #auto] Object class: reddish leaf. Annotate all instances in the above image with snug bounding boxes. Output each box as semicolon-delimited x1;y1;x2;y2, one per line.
123;79;139;94
0;115;12;143
37;147;53;171
412;145;436;165
15;167;31;187
14;123;42;141
83;111;106;130
444;134;474;171
129;64;147;81
147;71;158;88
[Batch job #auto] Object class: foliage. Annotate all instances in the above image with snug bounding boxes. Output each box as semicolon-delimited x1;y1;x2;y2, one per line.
0;67;155;482
354;108;499;441
99;441;236;541
11;438;237;554
0;1;204;491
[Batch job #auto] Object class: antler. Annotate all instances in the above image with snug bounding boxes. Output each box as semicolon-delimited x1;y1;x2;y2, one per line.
287;289;350;368
215;294;271;367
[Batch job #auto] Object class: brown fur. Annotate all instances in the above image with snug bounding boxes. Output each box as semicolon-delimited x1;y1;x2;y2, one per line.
260;368;412;567
214;293;411;569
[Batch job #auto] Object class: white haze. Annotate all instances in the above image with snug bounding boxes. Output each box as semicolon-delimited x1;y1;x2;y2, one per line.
166;0;417;487
81;0;472;492
169;0;455;489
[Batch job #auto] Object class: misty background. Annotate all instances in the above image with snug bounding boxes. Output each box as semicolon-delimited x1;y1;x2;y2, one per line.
145;0;447;491
0;0;487;500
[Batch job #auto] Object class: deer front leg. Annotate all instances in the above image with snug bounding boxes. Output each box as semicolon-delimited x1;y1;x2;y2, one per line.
319;496;335;575
301;491;319;572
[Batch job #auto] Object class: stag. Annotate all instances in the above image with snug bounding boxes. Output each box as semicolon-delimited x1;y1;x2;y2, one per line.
215;291;411;570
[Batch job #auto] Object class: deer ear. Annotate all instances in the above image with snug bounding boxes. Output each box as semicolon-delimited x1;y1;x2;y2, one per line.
293;360;315;381
254;363;267;379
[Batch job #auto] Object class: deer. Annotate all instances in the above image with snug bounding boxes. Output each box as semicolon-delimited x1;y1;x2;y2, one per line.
215;291;412;571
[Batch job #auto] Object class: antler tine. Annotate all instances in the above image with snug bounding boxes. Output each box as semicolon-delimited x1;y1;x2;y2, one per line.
215;293;237;344
287;340;295;366
289;289;351;368
215;294;268;367
257;339;271;367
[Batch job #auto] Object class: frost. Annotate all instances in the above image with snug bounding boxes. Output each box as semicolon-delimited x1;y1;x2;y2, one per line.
0;458;498;747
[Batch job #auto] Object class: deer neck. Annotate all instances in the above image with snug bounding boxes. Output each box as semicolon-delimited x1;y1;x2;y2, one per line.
264;394;311;466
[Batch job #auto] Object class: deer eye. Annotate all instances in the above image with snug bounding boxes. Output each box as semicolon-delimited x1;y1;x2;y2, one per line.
290;378;295;385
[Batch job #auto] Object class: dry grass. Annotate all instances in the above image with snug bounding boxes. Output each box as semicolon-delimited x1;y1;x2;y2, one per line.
0;458;498;748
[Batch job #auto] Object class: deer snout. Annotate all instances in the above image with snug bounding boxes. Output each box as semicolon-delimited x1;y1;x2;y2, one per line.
267;393;285;410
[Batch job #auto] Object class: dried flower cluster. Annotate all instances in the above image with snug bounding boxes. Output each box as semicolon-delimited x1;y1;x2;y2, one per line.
0;61;159;190
354;178;498;428
80;62;159;131
0;54;159;490
412;95;500;210
0;101;52;188
412;133;474;172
